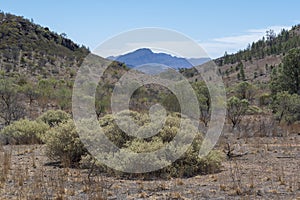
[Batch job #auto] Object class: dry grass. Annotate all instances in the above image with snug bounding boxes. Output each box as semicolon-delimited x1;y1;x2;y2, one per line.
0;133;299;199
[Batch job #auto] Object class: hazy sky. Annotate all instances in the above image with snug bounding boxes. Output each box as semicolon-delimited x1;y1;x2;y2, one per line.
1;1;300;58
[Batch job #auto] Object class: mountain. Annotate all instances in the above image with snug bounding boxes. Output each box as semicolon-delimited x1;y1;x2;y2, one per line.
109;48;197;70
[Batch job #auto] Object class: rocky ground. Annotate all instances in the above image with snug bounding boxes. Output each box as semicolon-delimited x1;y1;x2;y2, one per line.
0;134;299;200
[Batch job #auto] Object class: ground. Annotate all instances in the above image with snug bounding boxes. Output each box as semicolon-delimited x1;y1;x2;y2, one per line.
0;134;299;200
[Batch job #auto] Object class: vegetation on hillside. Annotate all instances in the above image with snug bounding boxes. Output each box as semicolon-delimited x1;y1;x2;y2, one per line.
270;48;300;124
216;26;300;66
0;12;89;77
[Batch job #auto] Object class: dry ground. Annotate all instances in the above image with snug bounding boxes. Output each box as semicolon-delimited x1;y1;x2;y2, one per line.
0;134;299;200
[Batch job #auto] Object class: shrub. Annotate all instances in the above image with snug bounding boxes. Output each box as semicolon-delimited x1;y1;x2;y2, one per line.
0;119;49;144
247;105;263;115
259;93;271;106
81;110;224;178
37;109;70;127
272;91;300;124
43;119;87;167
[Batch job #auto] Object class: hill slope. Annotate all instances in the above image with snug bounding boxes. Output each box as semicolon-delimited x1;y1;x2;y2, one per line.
183;25;300;88
0;12;90;79
0;12;129;121
215;25;300;86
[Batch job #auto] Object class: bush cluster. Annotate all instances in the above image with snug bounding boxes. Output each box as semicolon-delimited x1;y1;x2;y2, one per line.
43;119;87;167
37;109;71;127
0;119;49;144
0;109;70;145
80;110;224;178
1;109;224;177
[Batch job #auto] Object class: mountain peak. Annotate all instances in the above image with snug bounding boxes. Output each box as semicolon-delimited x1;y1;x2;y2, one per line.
134;48;153;53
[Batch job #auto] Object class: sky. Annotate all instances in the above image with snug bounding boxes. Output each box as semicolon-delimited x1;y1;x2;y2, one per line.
1;1;300;58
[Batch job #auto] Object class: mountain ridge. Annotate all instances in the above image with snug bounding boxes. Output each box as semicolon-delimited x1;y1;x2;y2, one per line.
108;48;210;70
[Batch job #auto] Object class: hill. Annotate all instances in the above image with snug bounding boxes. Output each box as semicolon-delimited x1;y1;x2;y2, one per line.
0;12;90;79
182;25;300;89
0;12;129;122
215;25;300;86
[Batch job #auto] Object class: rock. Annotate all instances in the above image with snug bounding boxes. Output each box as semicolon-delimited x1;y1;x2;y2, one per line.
227;143;249;158
257;189;264;196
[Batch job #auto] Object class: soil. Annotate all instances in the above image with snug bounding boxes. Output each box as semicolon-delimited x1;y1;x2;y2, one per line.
0;134;299;200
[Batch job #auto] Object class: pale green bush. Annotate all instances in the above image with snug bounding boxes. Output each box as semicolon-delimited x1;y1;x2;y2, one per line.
41;110;224;176
259;93;271;106
0;119;49;144
80;110;225;178
37;109;71;127
43;119;87;167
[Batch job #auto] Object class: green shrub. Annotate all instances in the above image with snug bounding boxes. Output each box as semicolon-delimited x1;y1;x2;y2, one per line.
247;105;263;115
43;119;87;167
81;110;224;178
272;91;300;124
259;93;271;106
37;109;71;127
3;110;224;177
0;119;49;144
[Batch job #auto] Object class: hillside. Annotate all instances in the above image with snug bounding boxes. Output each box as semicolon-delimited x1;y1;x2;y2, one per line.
0;12;90;79
0;12;130;122
180;24;300;97
215;25;300;86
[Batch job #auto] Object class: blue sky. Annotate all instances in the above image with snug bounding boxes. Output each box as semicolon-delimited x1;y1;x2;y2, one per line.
1;1;300;58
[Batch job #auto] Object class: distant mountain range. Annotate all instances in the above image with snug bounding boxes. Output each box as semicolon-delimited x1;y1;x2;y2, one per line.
107;48;210;70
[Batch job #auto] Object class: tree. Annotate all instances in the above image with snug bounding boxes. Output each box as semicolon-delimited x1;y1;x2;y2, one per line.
192;82;211;126
238;63;246;81
234;81;256;102
227;96;249;128
266;29;276;44
21;82;39;119
272;91;300;124
270;64;283;95
0;78;25;125
21;82;39;106
162;93;180;113
37;79;55;111
271;48;300;95
95;97;110;118
60;33;67;38
55;86;72;111
281;48;300;94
